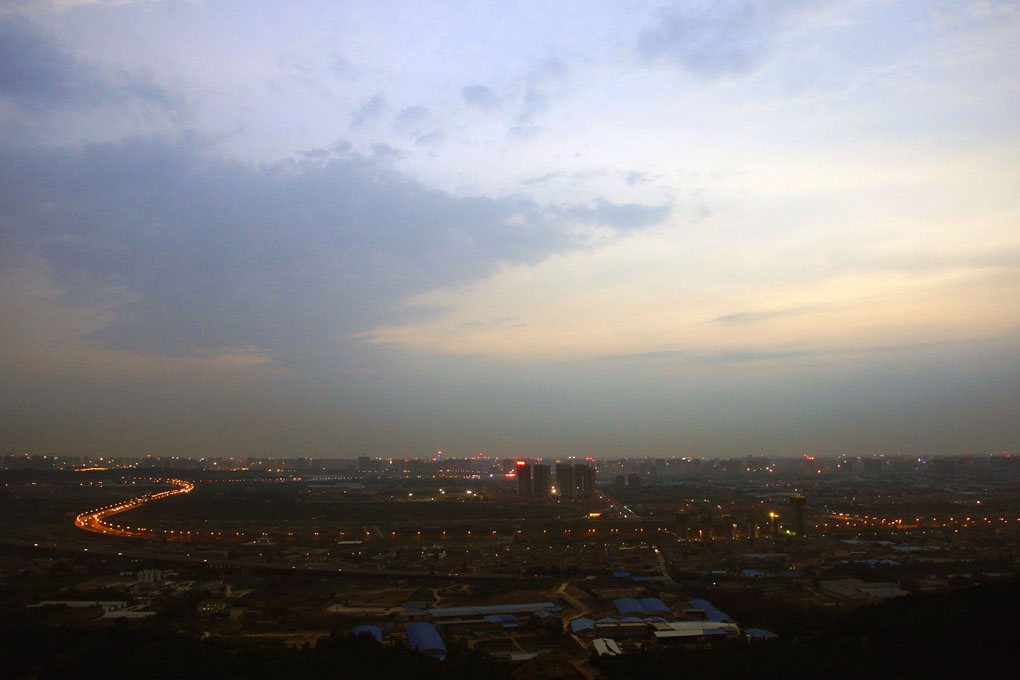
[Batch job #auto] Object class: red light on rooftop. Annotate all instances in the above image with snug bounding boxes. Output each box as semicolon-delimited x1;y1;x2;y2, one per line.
516;460;526;466
805;455;815;461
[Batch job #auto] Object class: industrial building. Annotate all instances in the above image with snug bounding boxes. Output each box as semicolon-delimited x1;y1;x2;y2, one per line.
406;622;447;660
651;620;741;645
592;638;623;656
687;599;734;622
426;602;559;619
613;597;672;617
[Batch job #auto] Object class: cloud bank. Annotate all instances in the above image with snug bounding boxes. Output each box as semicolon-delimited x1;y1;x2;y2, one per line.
0;138;670;365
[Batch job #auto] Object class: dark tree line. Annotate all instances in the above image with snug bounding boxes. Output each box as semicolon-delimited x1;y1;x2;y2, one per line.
0;624;510;680
599;578;1020;679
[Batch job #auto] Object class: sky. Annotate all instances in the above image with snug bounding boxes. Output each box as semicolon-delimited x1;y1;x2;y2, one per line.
1;0;1018;460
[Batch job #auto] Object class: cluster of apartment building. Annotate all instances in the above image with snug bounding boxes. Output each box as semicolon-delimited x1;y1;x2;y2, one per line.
516;461;597;500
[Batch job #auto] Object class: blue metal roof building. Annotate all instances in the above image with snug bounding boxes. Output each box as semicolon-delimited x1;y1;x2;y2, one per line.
639;597;671;614
688;599;733;622
352;625;382;643
614;596;672;616
406;622;446;660
613;597;644;615
570;617;595;633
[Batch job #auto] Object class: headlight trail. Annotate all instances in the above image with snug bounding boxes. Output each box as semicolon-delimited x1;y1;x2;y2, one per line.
74;478;195;539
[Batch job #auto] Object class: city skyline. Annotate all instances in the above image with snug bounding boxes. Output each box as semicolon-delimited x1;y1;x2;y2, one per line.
2;1;1019;458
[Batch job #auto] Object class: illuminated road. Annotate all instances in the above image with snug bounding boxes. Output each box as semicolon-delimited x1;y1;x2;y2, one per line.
74;478;195;538
823;511;1020;532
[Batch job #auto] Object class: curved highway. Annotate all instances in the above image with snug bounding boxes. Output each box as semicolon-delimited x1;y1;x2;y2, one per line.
74;478;195;538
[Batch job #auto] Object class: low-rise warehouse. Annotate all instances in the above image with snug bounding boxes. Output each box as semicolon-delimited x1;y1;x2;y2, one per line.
427;602;559;619
613;597;671;616
407;622;447;660
687;599;733;622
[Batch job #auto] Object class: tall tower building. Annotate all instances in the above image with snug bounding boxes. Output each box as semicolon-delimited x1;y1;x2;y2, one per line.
720;513;735;539
789;494;806;537
556;464;575;501
699;514;713;540
676;511;690;540
573;463;587;497
532;464;551;500
584;465;597;499
517;461;532;498
745;514;759;539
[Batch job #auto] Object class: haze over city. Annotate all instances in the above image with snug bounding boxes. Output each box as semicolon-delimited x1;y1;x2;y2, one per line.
2;1;1018;459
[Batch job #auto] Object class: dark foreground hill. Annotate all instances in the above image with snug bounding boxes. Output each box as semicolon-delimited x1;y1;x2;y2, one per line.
599;578;1020;680
2;578;1018;679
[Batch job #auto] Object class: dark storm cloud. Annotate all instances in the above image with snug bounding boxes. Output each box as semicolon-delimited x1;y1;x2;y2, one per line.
638;1;804;77
0;16;181;111
0;138;669;363
462;84;500;110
